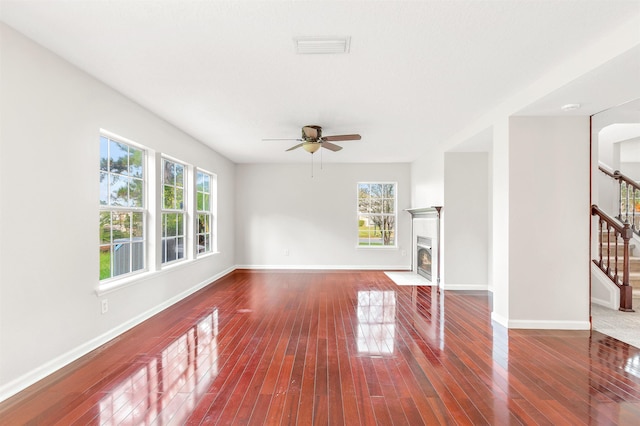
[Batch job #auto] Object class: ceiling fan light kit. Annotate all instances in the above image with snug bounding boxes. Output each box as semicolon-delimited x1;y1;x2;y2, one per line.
302;142;322;154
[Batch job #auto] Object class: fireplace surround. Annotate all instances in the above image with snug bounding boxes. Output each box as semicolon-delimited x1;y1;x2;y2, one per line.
406;206;442;288
416;236;432;281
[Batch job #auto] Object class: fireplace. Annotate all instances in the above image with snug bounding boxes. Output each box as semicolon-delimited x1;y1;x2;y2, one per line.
416;236;432;281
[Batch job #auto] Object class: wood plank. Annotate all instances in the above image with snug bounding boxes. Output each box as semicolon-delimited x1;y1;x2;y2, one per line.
1;270;640;425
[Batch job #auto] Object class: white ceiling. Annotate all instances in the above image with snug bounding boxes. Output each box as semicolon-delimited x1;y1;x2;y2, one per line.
1;0;639;164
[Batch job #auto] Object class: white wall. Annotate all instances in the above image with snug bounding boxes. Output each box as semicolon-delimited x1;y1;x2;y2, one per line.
443;152;489;290
235;163;412;269
0;24;236;399
507;116;590;328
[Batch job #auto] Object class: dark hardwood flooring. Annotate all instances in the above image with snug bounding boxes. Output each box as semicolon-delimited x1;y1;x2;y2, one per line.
1;270;640;425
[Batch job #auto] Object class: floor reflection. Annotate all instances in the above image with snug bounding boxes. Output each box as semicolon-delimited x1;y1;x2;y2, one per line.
357;290;396;355
99;309;219;425
409;286;444;351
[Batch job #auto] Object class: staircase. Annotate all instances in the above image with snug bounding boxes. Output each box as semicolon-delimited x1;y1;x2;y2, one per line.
598;229;640;286
592;204;635;311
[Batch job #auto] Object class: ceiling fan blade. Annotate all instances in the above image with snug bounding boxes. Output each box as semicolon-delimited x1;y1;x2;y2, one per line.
262;138;303;141
321;141;343;152
322;134;361;142
286;143;305;151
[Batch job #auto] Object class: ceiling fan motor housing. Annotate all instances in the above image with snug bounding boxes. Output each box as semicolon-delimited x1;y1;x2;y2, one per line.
302;125;322;141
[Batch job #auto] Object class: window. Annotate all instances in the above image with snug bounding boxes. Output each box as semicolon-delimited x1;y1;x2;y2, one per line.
162;158;186;264
99;135;145;280
196;170;213;255
357;182;396;247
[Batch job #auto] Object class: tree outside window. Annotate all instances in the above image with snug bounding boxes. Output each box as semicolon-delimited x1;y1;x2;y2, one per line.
162;158;186;264
99;135;145;280
357;183;396;246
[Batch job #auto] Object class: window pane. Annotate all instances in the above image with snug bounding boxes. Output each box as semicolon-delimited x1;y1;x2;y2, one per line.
130;178;143;207
131;241;144;272
112;212;131;241
358;183;370;197
203;194;210;212
198;235;206;253
198;214;206;234
176;237;185;259
370;197;382;213
99;172;109;205
100;136;109;172
165;213;177;237
110;175;129;206
129;147;143;178
110;141;129;175
203;174;210;192
196;172;204;192
163;185;175;209
177;213;184;236
176;188;184;210
175;164;184;187
383;184;394;198
113;242;131;276
100;246;111;280
132;212;143;238
370;184;383;198
197;192;204;211
100;212;111;244
164;161;175;184
383;199;394;213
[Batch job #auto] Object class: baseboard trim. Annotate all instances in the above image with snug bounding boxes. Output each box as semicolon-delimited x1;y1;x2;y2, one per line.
0;266;236;403
591;296;616;308
236;264;411;271
442;284;489;291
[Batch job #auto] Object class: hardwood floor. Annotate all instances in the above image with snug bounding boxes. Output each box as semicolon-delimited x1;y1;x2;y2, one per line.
1;270;640;425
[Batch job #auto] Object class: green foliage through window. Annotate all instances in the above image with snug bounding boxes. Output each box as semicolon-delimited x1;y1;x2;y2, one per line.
99;135;145;280
357;182;396;246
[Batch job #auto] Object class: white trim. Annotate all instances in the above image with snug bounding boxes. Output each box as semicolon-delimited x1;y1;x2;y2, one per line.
491;311;509;328
590;263;620;310
442;283;489;291
236;264;411;271
0;266;236;403
491;311;590;330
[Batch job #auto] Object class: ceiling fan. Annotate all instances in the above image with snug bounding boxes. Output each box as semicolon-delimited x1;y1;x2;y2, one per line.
263;125;361;154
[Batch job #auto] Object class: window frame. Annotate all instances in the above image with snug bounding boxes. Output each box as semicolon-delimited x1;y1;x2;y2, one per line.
161;157;187;265
193;168;216;258
99;133;147;283
356;182;398;248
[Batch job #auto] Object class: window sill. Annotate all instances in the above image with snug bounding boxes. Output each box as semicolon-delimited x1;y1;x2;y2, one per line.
96;252;221;296
356;245;398;250
97;270;155;296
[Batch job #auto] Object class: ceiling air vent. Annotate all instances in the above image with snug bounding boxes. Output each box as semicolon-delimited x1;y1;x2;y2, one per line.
294;36;351;54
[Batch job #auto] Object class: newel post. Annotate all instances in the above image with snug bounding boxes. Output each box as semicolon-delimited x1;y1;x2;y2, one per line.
620;222;635;312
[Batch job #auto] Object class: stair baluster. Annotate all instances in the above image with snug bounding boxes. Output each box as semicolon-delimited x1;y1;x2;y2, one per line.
591;204;635;312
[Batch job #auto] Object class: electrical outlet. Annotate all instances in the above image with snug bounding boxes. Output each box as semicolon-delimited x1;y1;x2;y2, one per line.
101;299;108;314
284;249;290;256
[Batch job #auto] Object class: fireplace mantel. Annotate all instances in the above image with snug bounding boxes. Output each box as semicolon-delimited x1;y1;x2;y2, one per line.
405;206;442;218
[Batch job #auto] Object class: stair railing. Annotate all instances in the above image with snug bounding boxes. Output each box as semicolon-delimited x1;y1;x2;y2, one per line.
591;204;635;312
599;166;640;233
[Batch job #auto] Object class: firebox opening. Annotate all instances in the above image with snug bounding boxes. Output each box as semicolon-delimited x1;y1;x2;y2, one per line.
416;236;432;281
